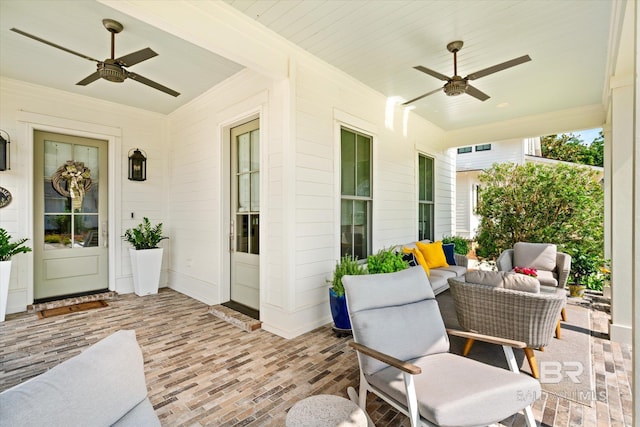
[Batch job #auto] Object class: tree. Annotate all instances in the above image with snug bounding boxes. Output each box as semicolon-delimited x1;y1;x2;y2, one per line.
540;131;604;167
475;163;604;272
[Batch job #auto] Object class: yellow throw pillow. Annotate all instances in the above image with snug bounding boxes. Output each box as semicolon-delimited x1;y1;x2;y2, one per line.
416;240;449;269
403;246;430;276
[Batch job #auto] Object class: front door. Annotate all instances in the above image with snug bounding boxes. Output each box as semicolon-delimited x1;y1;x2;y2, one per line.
33;131;108;301
230;119;260;311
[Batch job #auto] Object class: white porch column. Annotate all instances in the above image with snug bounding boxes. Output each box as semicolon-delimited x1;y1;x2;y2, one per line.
608;75;634;345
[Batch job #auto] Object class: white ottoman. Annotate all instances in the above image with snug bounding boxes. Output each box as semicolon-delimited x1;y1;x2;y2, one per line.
286;394;368;427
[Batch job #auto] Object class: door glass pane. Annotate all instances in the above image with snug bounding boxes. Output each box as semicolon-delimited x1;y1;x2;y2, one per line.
250;215;259;255
341;129;355;195
237;133;250;173
356;135;371;197
250;130;259;171
44;178;70;213
74;215;99;247
238;174;250;212
236;214;249;253
44;141;72;177
80;183;99;213
74;145;99;180
250;172;259;211
419;203;433;241
44;214;72;249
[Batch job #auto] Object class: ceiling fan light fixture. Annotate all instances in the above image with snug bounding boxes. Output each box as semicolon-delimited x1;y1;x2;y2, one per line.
98;60;126;83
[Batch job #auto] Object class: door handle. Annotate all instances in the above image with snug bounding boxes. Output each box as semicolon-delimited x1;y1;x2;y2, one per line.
229;219;235;253
102;221;108;248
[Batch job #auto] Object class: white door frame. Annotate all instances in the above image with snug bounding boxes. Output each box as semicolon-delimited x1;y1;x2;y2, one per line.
17;111;121;304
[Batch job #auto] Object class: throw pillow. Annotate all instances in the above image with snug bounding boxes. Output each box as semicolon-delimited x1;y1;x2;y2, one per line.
442;243;457;266
403;247;430;276
400;251;417;267
464;270;505;287
503;272;540;293
416;241;449;269
513;242;557;271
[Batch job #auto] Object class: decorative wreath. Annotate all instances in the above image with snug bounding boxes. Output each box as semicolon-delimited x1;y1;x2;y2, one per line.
51;161;92;211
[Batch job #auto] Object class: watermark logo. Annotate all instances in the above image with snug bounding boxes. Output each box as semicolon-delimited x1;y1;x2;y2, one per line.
540;361;583;384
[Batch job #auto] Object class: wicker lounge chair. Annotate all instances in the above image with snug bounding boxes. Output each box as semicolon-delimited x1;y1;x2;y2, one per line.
448;273;566;379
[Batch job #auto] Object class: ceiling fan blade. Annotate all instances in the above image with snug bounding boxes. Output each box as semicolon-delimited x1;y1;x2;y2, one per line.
10;28;100;63
116;48;158;67
402;87;444;105
76;71;101;86
126;71;180;97
465;84;490;101
466;55;531;80
414;65;450;82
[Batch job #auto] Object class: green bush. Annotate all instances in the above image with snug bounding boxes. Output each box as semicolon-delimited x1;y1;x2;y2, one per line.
0;228;32;261
475;163;604;267
441;235;470;255
367;246;409;274
123;217;169;250
330;254;366;297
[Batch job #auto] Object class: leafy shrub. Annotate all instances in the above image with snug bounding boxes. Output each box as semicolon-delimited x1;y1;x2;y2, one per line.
0;228;32;261
441;235;470;255
366;246;408;274
475;163;604;267
123;217;169;250
330;254;366;297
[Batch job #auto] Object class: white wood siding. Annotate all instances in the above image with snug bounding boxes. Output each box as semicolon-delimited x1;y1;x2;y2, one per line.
0;77;167;314
456;138;524;171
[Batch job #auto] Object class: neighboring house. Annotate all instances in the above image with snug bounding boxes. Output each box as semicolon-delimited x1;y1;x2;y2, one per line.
455;138;604;239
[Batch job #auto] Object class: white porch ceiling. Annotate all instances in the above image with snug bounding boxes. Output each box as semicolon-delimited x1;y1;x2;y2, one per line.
0;0;615;132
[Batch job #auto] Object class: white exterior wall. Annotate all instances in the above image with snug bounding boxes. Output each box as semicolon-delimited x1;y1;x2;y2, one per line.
456;138;524;171
0;77;168;315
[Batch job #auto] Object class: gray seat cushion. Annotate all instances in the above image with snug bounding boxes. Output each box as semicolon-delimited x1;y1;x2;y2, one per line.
367;353;540;427
0;330;158;427
427;269;455;294
112;398;160;426
435;265;467;277
535;269;558;287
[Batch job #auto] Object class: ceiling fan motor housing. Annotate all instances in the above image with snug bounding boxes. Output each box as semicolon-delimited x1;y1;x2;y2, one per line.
98;60;126;83
444;77;468;96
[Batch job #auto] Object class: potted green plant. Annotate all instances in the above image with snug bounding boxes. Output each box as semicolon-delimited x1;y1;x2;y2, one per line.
569;252;600;298
366;246;409;274
329;254;366;331
0;228;32;321
123;217;168;296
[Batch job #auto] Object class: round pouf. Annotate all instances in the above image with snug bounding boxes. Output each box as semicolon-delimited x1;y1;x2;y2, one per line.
286;394;368;427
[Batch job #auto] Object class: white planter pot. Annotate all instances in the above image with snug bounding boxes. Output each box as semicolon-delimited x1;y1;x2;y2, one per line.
129;248;163;296
0;260;12;322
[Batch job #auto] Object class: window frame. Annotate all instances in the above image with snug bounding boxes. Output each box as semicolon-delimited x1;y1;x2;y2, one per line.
457;146;472;154
418;153;435;242
340;126;373;260
475;143;492;152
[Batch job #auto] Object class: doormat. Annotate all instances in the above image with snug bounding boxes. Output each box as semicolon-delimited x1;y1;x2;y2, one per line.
37;300;108;319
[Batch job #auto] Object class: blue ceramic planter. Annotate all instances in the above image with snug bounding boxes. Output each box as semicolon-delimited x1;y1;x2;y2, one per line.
329;288;351;330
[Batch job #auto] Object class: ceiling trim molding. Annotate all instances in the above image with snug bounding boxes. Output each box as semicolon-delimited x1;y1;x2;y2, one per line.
443;104;605;148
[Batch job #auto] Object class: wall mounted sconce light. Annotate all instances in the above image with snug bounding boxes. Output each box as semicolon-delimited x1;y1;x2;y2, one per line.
0;130;10;171
128;148;147;181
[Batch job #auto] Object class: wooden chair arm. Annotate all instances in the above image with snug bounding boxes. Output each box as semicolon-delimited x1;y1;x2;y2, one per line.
446;328;528;349
349;341;422;375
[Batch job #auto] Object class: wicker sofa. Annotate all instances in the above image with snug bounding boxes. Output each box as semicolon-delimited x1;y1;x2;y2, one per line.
448;271;566;378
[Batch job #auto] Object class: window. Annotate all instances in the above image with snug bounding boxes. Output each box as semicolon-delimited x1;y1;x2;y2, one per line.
475;143;492;152
418;154;434;241
341;127;372;260
457;146;472;154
